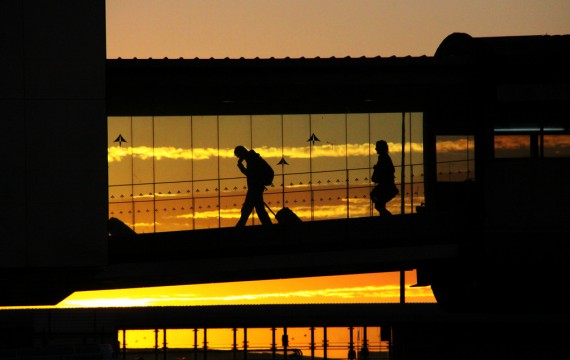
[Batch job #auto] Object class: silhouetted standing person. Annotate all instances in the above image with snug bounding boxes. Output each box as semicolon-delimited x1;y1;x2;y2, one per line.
234;145;273;227
371;140;398;216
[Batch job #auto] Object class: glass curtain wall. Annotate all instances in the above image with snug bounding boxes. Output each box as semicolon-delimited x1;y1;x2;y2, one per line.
108;113;424;233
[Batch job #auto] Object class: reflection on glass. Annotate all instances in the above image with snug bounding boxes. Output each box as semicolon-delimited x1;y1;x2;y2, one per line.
133;201;156;234
436;135;475;182
132;117;154;185
219;115;251;179
543;135;570;158
108;113;424;232
494;135;531;158
154;116;193;183
193;116;219;181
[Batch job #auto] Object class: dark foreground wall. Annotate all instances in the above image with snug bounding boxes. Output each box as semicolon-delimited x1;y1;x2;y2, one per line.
0;1;108;305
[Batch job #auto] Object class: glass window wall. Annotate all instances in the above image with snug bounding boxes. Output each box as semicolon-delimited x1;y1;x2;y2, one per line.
108;113;424;233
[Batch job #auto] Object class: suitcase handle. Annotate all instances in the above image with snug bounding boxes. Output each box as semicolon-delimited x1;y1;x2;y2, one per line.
263;202;277;217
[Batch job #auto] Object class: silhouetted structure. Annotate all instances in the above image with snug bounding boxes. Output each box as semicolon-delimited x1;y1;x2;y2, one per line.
3;8;570;359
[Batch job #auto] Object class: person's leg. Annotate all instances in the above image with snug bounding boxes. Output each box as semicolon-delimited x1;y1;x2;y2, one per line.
236;193;255;226
380;206;392;216
250;185;272;225
254;201;272;225
375;190;393;216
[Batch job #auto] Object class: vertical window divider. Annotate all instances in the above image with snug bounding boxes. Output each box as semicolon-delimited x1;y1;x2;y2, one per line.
409;113;414;213
400;112;405;216
345;113;349;219
249;115;254;226
309;114;314;221
281;114;285;207
217;115;222;228
130;116;136;230
152;116;156;233
191;116;196;230
368;113;373;217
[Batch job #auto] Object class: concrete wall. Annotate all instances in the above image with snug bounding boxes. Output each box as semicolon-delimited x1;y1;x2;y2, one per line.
0;1;107;269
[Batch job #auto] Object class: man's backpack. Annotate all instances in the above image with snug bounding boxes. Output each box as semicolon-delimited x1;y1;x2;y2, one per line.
258;156;274;186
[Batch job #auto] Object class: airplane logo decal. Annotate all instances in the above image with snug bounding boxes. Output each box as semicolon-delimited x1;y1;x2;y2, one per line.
114;134;127;147
307;133;320;144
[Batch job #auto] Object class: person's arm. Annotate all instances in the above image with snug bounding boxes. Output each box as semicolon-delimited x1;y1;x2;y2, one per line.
237;158;248;175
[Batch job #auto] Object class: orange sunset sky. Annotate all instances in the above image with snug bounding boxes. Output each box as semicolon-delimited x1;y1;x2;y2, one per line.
8;0;570;310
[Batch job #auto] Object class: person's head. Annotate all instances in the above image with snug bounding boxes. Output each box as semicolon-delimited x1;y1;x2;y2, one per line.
376;140;388;154
234;145;248;159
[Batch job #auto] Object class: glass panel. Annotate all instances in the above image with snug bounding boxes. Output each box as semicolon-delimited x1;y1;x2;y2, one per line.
262;192;282;220
436;135;475;182
134;200;157;233
220;194;243;228
153;182;193;232
543;135;570;157
347;113;371;171
310;114;347;173
154;116;192;183
108;116;133;186
108;202;134;226
284;189;311;221
219;115;251;180
370;113;402;168
132;116;154;185
283;114;310;177
314;188;346;220
194;196;220;229
403;113;424;213
252;114;282;178
193;116;219;181
494;135;531;158
132;184;155;233
348;168;372;218
410;165;426;211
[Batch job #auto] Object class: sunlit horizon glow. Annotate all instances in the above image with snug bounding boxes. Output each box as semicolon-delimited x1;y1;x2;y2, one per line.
58;272;434;308
108;142;424;163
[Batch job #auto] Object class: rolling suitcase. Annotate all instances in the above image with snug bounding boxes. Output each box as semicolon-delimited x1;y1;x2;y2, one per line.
264;203;303;225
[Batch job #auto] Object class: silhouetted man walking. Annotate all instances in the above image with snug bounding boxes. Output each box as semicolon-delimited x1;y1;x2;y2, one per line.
234;145;273;226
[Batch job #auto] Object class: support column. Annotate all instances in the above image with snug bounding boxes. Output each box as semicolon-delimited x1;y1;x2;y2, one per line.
194;328;199;360
348;327;355;360
282;327;288;360
271;327;277;360
243;328;248;360
310;327;315;360
323;327;328;360
163;328;167;360
154;329;159;360
204;328;208;360
233;328;238;360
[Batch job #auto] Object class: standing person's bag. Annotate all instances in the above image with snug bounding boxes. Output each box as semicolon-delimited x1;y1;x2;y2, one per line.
370;183;399;204
264;203;303;225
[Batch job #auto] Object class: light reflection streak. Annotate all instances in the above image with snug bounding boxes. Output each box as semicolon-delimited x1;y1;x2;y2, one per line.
108;142;425;163
59;284;435;308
